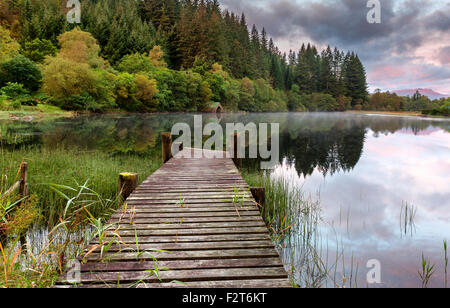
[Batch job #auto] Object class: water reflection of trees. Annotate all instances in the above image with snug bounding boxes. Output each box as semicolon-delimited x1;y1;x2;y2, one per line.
1;113;448;176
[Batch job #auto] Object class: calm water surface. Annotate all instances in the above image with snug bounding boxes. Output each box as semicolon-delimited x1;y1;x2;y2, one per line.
1;112;449;287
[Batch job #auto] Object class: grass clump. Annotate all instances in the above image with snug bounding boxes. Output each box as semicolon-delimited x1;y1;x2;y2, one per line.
0;147;161;225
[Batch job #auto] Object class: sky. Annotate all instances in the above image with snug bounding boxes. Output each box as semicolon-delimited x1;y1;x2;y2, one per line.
220;0;450;94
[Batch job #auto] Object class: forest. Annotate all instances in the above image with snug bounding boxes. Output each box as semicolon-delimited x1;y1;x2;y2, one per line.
0;0;370;113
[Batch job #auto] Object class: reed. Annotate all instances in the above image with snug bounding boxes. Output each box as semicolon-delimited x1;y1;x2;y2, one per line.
418;253;435;288
444;240;448;288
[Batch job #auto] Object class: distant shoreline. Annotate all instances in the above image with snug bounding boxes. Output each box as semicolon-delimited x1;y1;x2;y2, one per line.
346;110;448;119
347;110;420;117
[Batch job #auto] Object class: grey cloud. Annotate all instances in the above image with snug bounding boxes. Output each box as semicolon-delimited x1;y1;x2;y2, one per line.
437;46;450;65
221;0;450;91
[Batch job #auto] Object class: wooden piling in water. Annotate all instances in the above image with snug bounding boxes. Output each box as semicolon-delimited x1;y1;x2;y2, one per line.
232;132;242;167
251;187;266;217
118;173;138;206
161;132;172;163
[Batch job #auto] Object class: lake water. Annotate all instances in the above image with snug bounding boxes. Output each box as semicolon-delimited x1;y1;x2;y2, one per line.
1;112;449;288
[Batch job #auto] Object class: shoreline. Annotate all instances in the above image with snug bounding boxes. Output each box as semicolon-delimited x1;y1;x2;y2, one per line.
346;110;421;117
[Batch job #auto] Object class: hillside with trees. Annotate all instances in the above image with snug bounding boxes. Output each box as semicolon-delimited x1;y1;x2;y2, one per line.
0;0;369;113
363;90;450;116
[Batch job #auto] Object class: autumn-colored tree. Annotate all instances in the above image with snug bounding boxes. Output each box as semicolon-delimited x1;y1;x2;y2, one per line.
149;45;167;68
58;28;105;68
42;57;98;99
0;25;20;63
134;74;158;110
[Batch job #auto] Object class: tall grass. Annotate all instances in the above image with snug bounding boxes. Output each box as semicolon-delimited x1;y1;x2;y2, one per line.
0;146;161;225
242;170;359;288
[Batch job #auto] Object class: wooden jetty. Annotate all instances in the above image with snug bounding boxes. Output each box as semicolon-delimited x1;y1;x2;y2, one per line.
56;144;290;288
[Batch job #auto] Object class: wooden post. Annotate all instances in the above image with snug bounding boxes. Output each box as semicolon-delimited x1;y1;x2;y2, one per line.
161;132;172;163
18;162;28;248
118;173;138;206
251;187;266;217
232;132;242;167
19;162;28;198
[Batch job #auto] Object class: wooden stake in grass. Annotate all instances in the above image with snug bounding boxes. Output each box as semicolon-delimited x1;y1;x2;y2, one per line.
118;173;138;206
251;187;266;218
19;162;28;199
161;132;172;163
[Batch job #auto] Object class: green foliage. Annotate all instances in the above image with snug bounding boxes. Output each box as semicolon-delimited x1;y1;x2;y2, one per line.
0;82;28;98
21;38;57;63
11;0;370;113
42;57;116;112
367;91;406;111
116;53;155;74
298;93;339;112
0;25;20;63
422;99;450;117
0;55;42;91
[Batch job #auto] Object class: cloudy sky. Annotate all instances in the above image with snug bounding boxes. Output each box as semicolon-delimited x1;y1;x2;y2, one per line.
221;0;450;94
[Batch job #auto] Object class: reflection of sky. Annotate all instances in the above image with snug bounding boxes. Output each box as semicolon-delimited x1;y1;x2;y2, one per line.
276;125;450;287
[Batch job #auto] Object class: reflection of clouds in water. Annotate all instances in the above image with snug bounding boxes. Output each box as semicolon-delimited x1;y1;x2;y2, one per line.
281;124;450;287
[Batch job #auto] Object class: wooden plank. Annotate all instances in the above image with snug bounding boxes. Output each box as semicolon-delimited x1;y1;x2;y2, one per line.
91;234;271;244
103;226;269;237
110;216;263;224
60;267;288;284
54;279;291;288
79;257;284;272
110;211;260;219
123;202;257;207
84;248;280;262
109;221;266;230
84;240;275;253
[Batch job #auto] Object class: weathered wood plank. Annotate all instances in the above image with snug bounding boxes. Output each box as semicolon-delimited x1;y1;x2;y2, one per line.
60;267;288;284
79;257;284;272
109;221;267;230
84;248;280;262
85;240;275;253
91;233;271;244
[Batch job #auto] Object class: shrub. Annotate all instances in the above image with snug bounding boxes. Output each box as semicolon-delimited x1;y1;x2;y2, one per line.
0;55;42;91
42;57;116;112
134;74;158;111
20;98;38;106
0;82;29;98
0;25;20;63
11;99;21;109
116;53;154;74
58;28;104;68
21;38;57;63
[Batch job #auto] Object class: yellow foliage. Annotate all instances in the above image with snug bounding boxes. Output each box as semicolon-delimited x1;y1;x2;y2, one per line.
0;25;19;63
211;62;228;78
58;28;105;68
241;77;255;96
149;45;167;68
4;195;41;237
134;74;158;109
42;57;98;99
